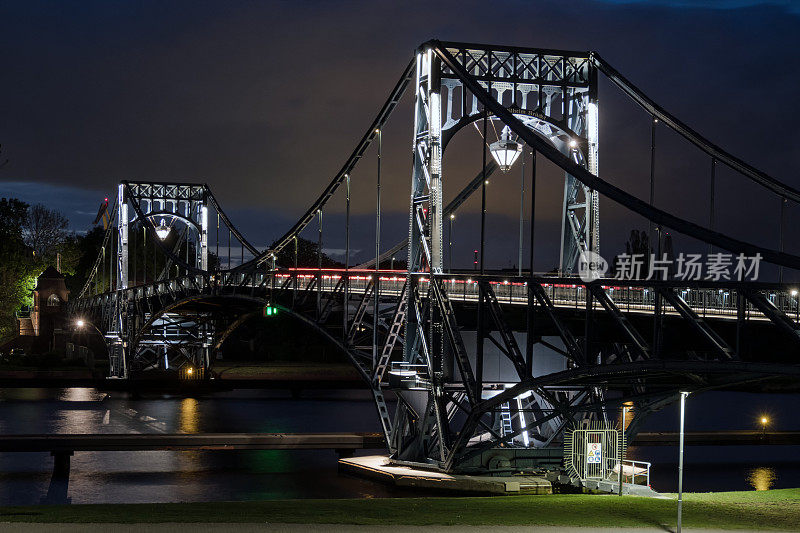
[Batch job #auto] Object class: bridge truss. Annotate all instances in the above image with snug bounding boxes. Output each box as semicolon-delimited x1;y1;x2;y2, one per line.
69;40;800;474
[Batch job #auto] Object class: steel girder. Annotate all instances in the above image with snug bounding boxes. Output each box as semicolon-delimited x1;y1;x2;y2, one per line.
70;264;800;472
431;43;600;274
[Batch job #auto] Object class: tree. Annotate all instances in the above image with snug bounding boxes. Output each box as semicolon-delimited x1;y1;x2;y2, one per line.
64;227;104;295
0;198;28;240
22;204;69;260
0;198;35;343
609;229;652;278
274;237;343;268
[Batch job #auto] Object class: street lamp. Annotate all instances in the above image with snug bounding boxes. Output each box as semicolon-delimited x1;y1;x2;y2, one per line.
449;214;455;273
155;219;171;240
760;416;769;436
74;318;106;339
619;404;628;496
489;126;523;172
677;391;690;533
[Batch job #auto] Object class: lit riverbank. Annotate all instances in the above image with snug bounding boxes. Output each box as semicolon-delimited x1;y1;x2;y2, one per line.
0;489;797;530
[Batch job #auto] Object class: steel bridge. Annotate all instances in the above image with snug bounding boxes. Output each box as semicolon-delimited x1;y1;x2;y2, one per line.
69;41;800;474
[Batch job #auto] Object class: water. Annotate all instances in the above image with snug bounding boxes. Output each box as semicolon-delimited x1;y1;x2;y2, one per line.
0;388;797;504
0;388;411;504
628;390;800;493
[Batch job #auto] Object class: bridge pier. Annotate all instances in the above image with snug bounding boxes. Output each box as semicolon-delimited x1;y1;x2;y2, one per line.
43;450;72;504
335;448;356;459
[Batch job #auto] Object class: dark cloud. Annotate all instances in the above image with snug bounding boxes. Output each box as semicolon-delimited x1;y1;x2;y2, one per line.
597;0;800;12
1;0;798;270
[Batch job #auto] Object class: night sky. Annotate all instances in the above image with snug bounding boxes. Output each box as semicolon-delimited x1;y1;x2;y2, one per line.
1;0;799;275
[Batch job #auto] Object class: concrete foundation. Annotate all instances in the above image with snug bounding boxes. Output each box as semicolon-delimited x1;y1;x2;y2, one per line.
339;455;551;495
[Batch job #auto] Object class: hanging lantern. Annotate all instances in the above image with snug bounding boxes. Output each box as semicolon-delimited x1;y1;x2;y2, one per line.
155;219;171;240
489;125;523;172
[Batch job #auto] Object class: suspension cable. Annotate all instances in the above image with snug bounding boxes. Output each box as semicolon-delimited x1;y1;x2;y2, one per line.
433;41;800;270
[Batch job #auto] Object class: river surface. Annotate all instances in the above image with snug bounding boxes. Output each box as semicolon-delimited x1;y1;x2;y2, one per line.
0;388;797;504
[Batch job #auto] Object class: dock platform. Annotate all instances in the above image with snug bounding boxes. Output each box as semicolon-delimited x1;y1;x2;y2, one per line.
339;455;551;495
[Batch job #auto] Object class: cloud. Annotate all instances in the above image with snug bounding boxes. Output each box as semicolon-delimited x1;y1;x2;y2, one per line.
323;248;363;258
593;0;800;13
1;1;798;266
0;181;106;231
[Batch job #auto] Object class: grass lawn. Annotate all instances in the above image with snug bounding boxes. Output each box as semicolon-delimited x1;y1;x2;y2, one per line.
0;489;798;529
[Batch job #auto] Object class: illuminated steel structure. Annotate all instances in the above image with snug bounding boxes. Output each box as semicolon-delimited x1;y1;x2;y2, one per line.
76;182;257;377
410;45;599;280
69;41;800;475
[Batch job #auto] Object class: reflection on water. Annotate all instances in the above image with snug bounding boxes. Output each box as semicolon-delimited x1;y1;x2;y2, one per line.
179;398;200;434
747;466;777;491
0;387;402;504
0;388;797;504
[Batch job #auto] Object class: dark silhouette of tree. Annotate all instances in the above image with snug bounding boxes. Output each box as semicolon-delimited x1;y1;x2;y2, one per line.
609;229;653;278
274;237;343;268
0;198;28;240
64;226;105;294
22;204;69;260
0;198;36;342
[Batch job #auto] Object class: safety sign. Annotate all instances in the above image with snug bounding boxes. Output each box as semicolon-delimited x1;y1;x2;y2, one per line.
587;442;602;464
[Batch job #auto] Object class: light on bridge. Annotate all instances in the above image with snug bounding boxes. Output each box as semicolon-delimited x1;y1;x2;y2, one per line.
155;220;171;240
75;319;85;328
489;126;522;172
264;305;279;317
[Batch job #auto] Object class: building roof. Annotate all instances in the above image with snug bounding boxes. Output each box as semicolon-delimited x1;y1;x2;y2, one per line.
37;265;64;281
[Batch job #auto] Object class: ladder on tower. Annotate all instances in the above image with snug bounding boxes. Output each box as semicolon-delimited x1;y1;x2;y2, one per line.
500;402;514;442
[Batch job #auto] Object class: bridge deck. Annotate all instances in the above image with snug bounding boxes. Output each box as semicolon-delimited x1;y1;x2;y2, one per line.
0;432;386;452
1;431;793;453
78;272;798;324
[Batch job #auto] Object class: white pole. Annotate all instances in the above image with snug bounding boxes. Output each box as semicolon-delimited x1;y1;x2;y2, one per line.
677;391;689;533
373;128;382;371
619;405;626;496
518;152;525;277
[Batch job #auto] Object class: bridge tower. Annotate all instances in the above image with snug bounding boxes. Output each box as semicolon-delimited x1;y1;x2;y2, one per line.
407;44;600;293
403;42;602;463
111;182;211;377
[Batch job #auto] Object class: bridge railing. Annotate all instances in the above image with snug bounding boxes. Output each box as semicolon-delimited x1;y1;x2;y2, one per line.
73;268;800;327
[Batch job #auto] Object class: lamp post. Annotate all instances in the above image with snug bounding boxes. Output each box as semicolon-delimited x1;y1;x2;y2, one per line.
74;318;104;339
518;151;525;277
677;391;690;533
449;214;455;273
619;404;628;496
761;416;769;437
